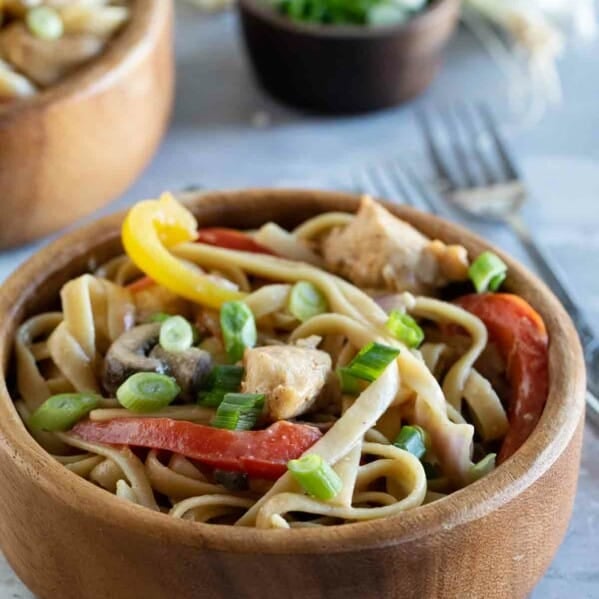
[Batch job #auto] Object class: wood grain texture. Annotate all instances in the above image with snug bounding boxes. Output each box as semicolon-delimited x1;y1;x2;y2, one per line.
0;190;586;599
0;0;174;249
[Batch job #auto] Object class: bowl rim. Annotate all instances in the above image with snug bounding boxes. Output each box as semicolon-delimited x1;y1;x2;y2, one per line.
0;189;586;555
237;0;460;40
0;0;169;119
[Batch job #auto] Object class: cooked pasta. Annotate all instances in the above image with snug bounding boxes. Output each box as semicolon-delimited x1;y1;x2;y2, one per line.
11;194;550;528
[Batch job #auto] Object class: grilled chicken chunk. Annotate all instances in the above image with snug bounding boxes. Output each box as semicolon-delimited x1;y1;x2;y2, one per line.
322;196;469;294
242;345;332;421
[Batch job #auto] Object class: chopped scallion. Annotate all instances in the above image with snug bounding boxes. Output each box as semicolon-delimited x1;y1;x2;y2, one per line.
468;453;496;483
393;425;427;459
116;372;180;413
337;366;364;395
385;310;424;348
288;281;328;322
159;315;194;353
28;393;101;432
468;251;507;293
206;364;245;391
220;301;257;363
26;6;63;41
211;393;264;431
344;342;400;382
148;312;171;323
287;454;342;501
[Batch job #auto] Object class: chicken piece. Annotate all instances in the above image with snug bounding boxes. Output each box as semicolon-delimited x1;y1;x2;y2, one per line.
0;23;104;87
321;196;469;294
242;345;332;421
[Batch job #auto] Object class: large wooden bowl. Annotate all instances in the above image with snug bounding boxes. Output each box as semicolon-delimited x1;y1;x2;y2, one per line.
0;0;174;249
0;190;586;599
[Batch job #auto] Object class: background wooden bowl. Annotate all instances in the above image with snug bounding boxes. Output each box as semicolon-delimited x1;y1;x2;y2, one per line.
0;190;586;599
237;0;461;113
0;0;174;250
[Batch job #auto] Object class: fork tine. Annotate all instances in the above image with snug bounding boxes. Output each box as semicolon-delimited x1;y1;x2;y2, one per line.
478;103;520;181
400;163;439;215
361;164;414;206
457;102;498;185
384;162;416;207
415;108;460;190
438;105;479;188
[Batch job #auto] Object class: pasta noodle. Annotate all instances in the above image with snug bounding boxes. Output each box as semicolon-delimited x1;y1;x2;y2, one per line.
10;195;549;529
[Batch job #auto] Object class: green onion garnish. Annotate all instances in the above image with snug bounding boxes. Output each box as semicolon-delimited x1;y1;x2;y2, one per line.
26;6;64;41
336;366;364;395
287;454;342;501
385;310;424;348
159;315;194;353
116;372;180;413
211;393;265;431
148;312;171;323
198;365;245;407
28;393;101;432
468;251;508;293
288;281;328;322
344;342;400;382
206;364;245;391
468;453;496;483
393;425;427;459
220;301;257;363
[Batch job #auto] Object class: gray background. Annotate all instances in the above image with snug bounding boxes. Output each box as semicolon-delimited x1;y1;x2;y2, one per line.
1;4;598;598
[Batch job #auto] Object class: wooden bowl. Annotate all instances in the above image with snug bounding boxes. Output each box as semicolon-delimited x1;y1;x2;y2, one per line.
0;190;586;599
0;0;174;250
237;0;461;113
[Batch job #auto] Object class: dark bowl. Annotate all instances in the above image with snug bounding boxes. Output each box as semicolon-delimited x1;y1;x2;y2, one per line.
237;0;461;114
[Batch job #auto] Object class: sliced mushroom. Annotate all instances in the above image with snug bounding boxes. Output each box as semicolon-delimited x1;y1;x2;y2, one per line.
102;323;164;394
149;345;212;401
102;323;213;400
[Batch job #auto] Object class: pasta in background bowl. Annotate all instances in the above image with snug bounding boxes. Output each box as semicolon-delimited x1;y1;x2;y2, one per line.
0;190;585;599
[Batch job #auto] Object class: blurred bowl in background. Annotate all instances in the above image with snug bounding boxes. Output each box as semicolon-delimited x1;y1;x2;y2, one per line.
0;0;174;250
237;0;461;114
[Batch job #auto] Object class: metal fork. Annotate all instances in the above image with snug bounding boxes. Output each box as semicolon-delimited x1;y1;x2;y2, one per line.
416;102;599;425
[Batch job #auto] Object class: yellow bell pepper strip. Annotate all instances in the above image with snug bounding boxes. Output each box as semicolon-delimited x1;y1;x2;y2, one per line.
122;193;246;309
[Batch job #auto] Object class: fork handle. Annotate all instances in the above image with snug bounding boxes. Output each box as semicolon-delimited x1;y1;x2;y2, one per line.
505;213;599;426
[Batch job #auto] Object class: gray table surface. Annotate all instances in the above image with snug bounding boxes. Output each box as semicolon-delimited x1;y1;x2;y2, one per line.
1;5;598;598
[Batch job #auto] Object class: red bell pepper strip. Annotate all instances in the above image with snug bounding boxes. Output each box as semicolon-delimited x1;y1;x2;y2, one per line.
455;293;549;463
126;276;155;293
72;419;321;479
196;228;276;255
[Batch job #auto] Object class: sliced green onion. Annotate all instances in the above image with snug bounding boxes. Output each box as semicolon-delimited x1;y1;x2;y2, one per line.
287;454;342;501
28;393;101;432
212;393;264;431
468;251;508;293
336;366;364;395
159;316;194;353
468;453;496;483
116;372;180;413
206;364;245;391
288;281;328;322
198;389;227;408
393;425;427;459
385;310;424;348
220;301;257;363
26;7;64;40
345;342;400;382
148;312;171;323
